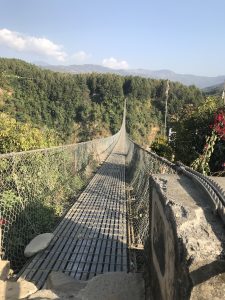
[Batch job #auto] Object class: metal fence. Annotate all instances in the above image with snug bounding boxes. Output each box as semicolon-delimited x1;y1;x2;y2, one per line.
0;131;120;271
125;134;176;270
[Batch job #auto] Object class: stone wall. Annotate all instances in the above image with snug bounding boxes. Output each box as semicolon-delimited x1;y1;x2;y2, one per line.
145;174;225;300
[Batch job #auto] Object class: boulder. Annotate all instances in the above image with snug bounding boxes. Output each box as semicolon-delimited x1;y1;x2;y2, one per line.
0;279;37;299
0;261;10;281
78;272;145;300
47;271;145;300
46;271;87;294
28;289;59;299
190;260;225;300
24;233;54;257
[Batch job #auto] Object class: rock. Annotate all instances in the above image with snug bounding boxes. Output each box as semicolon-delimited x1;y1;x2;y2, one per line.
191;272;225;300
0;261;10;281
46;272;145;300
28;289;59;299
78;272;145;300
24;233;54;257
46;271;87;294
0;279;37;299
85;165;93;177
149;174;225;299
190;260;225;300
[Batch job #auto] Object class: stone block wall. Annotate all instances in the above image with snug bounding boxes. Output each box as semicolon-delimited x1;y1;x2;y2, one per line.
145;174;225;300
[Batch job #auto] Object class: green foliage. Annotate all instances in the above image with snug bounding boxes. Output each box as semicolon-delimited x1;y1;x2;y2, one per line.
0;112;58;153
171;96;225;175
171;97;219;165
150;135;174;160
0;190;22;209
0;58;205;151
0;143;97;270
191;106;225;175
191;131;218;175
153;81;204;121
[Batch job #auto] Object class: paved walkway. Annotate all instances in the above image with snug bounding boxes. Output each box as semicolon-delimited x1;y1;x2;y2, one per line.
19;136;127;288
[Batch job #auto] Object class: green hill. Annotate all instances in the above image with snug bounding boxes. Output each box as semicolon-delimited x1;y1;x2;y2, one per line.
0;58;204;152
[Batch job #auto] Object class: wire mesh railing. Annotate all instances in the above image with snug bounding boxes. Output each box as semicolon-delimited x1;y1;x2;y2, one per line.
125;135;176;270
0;132;120;272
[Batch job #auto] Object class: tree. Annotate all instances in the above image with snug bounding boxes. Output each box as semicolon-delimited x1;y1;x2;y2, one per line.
191;107;225;175
0;113;57;153
0;58;205;151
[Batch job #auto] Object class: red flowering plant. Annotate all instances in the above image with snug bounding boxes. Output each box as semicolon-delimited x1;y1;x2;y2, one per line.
191;108;225;175
0;219;7;225
211;109;225;140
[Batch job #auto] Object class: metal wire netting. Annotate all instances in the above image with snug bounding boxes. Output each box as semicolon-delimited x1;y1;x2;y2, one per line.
125;135;176;259
0;132;120;272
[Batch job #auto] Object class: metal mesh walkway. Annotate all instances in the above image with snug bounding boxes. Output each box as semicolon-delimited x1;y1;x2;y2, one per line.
19;137;127;288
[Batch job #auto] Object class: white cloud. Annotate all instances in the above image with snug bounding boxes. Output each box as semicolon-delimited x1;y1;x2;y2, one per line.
102;57;129;69
72;50;91;62
0;28;67;62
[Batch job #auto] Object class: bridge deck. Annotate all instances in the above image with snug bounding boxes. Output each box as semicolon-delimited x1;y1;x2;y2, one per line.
19;140;127;288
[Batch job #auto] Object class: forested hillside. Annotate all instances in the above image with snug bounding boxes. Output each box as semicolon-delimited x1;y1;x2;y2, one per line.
0;58;204;153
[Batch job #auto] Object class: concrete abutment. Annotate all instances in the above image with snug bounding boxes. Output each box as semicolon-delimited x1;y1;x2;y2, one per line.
144;174;225;300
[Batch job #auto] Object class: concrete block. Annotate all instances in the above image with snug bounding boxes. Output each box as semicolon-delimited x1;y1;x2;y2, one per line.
0;279;37;299
0;260;10;281
28;289;59;299
46;271;87;294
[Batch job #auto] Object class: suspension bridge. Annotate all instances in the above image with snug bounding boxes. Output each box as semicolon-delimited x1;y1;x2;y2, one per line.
1;105;225;299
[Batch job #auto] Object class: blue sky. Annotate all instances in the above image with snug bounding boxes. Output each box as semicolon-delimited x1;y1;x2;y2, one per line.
0;0;225;76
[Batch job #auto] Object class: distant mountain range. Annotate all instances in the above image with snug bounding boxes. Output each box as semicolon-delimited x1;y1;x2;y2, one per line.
202;82;224;94
36;62;225;89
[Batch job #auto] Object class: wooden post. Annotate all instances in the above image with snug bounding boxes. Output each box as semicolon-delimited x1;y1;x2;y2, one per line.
164;80;170;138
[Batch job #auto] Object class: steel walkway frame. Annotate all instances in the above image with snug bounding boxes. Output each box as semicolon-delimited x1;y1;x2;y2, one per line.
19;139;128;288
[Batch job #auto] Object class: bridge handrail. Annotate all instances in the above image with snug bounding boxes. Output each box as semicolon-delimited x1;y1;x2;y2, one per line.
125;135;176;249
126;135;176;170
0;130;121;158
0;130;121;270
175;162;225;224
126;136;225;252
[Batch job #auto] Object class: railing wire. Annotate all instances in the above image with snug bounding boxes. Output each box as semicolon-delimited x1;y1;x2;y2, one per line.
0;132;120;271
125;135;176;270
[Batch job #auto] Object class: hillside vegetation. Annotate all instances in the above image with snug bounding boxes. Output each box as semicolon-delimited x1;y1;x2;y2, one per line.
0;58;204;153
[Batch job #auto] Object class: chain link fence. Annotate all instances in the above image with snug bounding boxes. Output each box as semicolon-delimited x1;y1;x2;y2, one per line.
125;135;176;271
0;132;120;272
